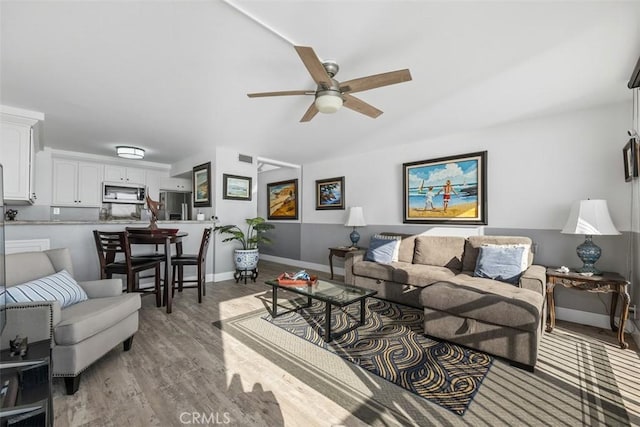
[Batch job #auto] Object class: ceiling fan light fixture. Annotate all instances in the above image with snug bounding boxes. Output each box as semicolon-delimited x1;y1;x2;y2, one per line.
116;146;145;160
315;93;343;114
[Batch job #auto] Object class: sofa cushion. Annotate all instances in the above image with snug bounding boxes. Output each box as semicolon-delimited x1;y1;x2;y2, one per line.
353;260;397;281
54;293;141;345
393;264;457;287
365;235;401;264
474;245;526;285
413;236;465;270
420;276;543;332
463;236;533;272
5;270;88;308
379;233;417;263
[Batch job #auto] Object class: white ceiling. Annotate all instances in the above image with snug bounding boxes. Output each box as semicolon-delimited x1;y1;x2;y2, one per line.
1;1;639;165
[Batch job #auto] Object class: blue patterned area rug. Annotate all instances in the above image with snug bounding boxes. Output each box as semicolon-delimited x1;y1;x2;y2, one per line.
263;298;493;415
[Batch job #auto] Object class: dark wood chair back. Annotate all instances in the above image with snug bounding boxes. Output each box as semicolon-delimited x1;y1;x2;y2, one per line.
197;227;213;262
93;230;132;274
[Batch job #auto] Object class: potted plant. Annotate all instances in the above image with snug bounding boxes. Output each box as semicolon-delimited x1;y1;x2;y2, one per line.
214;217;275;271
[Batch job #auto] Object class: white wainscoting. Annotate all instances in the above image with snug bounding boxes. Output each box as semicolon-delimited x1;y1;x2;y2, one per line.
6;239;50;254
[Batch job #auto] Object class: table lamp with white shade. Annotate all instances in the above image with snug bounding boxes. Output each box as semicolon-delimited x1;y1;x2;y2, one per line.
345;207;366;248
561;199;620;274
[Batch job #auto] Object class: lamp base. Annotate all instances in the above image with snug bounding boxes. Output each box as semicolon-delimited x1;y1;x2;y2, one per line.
349;228;360;248
576;235;602;275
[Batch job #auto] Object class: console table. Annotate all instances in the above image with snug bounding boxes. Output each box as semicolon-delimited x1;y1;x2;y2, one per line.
328;247;363;280
545;267;631;349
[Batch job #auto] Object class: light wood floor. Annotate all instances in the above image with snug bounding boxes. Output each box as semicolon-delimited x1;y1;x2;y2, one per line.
51;261;639;426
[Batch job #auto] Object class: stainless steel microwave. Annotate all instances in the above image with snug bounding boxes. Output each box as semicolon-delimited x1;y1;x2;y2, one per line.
102;182;146;204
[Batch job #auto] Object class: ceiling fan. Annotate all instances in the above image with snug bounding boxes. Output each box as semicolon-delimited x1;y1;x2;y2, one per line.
247;46;412;122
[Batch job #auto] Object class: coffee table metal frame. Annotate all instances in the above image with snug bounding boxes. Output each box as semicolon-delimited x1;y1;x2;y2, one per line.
265;279;377;342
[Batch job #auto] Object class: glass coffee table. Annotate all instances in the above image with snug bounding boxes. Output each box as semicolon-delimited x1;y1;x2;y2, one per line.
264;278;377;342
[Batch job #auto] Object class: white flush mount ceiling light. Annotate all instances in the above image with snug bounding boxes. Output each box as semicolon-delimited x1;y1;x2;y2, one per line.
116;146;145;160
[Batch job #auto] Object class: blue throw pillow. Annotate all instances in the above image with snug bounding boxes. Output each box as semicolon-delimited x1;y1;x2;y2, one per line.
3;269;88;308
474;245;526;285
365;235;401;264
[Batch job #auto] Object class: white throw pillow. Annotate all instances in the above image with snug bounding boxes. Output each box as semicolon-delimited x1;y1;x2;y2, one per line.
3;269;88;308
372;234;401;262
482;243;530;271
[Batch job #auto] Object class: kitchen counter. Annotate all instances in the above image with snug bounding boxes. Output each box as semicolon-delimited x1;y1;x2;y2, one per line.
5;220;215;282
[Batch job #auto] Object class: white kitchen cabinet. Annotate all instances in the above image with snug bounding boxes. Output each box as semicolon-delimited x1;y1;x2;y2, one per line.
52;158;103;207
104;165;146;185
0;114;39;204
159;176;192;192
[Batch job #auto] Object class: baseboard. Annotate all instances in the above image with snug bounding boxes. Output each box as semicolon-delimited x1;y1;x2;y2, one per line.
213;271;235;282
260;254;344;277
555;306;636;333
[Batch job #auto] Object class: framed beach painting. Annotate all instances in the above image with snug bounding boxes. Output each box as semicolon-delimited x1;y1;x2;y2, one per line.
403;151;487;225
623;138;638;182
223;174;252;200
267;179;298;220
316;176;345;210
193;162;211;207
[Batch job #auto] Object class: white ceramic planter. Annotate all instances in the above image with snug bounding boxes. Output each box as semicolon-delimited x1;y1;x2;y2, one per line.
234;248;259;270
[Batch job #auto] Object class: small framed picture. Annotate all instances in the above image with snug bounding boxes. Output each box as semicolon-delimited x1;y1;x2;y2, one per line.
267;179;298;220
223;174;252;201
193;162;211;207
623;138;638;182
316;177;345;210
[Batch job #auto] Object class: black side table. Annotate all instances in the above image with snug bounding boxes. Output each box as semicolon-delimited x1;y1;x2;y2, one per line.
0;339;52;426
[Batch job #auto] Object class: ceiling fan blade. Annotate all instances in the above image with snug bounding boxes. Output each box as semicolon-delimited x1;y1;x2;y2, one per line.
300;102;319;122
247;90;315;98
294;46;332;87
342;94;383;118
340;69;412;94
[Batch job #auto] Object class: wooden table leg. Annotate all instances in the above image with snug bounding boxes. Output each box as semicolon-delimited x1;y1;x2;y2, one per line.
329;251;335;280
546;282;556;333
164;237;172;314
617;286;630;349
610;290;619;332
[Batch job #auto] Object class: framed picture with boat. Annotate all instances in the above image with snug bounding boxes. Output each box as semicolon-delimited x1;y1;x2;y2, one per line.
402;151;487;225
315;176;345;210
267;179;298;220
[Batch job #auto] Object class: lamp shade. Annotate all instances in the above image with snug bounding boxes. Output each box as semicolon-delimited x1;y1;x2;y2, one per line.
116;146;145;160
561;199;620;235
345;207;366;227
315;93;343;114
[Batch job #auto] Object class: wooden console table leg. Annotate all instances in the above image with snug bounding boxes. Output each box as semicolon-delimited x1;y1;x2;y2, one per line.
329;251;335;280
546;282;556;333
610;290;619;332
617;286;631;349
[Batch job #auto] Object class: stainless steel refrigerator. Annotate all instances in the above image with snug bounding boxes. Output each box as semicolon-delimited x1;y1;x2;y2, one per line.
159;191;192;220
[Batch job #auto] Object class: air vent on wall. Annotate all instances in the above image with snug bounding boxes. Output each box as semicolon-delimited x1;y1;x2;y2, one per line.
238;154;253;164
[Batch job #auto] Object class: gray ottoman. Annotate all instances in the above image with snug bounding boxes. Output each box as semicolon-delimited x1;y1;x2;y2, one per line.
420;280;545;370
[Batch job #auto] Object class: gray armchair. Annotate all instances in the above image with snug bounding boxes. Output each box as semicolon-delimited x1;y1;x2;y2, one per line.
3;248;140;394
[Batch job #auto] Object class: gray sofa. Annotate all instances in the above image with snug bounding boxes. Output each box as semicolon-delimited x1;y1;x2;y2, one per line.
3;248;141;394
344;234;546;370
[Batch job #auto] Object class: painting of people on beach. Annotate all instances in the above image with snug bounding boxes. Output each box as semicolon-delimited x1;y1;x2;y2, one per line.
316;176;345;210
403;151;487;225
267;179;298;220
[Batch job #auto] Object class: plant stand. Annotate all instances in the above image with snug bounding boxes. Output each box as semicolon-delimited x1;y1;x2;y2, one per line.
234;268;258;284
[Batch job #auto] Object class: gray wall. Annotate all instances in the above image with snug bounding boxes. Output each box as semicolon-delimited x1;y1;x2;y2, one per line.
260;222;301;260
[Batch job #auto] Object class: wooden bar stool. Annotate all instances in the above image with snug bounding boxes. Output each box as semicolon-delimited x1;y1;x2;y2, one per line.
171;227;213;303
